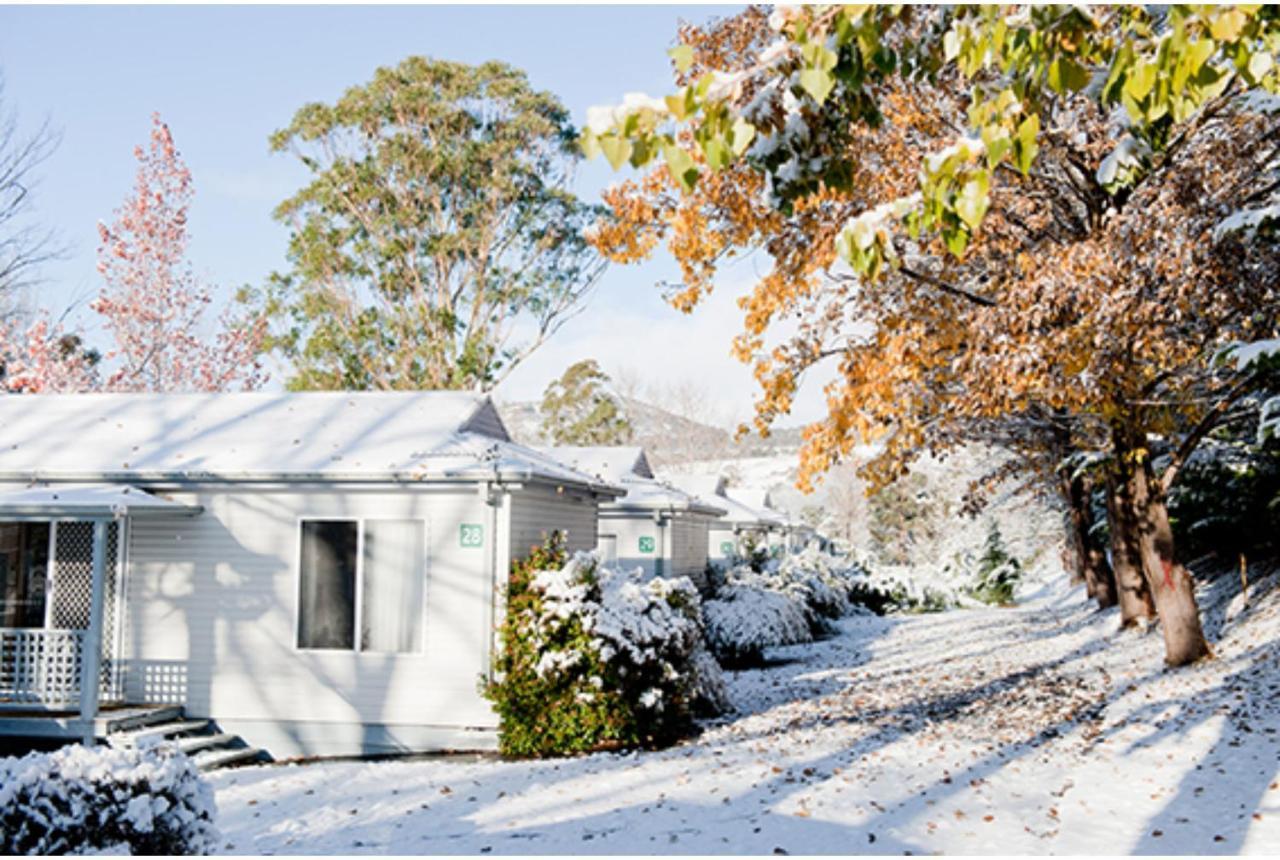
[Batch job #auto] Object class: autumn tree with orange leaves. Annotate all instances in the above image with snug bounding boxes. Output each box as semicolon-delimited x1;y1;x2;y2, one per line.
585;5;1280;666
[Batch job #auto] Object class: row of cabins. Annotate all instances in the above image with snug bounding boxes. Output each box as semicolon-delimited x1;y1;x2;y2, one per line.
0;391;806;759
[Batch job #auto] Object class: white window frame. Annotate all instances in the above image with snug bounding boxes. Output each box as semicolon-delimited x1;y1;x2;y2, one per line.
294;517;427;654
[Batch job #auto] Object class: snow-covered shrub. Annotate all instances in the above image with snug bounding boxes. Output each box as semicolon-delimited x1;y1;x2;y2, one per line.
700;547;879;664
842;554;962;615
486;532;722;757
701;582;812;665
0;742;218;856
767;546;866;620
689;639;733;715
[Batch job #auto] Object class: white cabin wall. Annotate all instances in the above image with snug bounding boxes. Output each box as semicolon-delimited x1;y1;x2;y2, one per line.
122;484;503;757
600;514;661;578
707;524;739;564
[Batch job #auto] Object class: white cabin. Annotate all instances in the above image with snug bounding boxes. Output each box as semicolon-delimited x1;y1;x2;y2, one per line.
665;475;793;564
540;447;725;591
0;391;623;758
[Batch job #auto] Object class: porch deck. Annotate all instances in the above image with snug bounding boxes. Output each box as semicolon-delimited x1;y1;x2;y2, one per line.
0;703;182;740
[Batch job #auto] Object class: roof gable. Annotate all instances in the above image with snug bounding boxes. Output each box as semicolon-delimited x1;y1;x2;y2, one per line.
539;446;651;483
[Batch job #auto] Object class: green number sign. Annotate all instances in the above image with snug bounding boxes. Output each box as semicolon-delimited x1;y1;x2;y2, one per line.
459;523;484;548
638;535;656;554
720;541;735;555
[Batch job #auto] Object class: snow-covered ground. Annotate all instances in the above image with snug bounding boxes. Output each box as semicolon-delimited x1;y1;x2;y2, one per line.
211;566;1280;855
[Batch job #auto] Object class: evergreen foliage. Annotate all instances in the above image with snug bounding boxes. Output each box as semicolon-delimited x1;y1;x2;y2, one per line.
485;533;714;758
539;359;634;444
253;57;606;391
968;522;1022;606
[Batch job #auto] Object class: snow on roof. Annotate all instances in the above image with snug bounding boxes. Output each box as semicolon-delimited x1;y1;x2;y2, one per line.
541;446;722;516
725;489;789;527
731;488;774;511
538;446;653;483
0;483;202;519
663;473;787;528
664;474;727;502
0;392;622;493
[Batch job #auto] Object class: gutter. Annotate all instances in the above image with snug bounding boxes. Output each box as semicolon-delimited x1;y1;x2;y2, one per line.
0;468;626;498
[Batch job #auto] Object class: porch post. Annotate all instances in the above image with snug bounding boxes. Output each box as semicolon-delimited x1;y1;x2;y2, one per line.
78;518;109;744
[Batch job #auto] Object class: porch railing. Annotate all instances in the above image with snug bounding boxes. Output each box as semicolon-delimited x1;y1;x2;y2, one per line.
0;628;87;708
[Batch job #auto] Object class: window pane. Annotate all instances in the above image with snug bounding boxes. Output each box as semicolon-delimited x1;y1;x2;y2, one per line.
298;520;357;649
361;520;424;653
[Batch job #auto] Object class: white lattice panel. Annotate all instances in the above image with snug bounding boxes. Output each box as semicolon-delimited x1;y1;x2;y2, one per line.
0;628;84;706
48;521;123;699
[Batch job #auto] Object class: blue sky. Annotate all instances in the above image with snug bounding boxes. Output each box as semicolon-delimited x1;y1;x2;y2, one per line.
0;4;828;424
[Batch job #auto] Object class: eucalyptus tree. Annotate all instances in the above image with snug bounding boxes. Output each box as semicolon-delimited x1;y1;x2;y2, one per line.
540;359;634;445
255;57;607;392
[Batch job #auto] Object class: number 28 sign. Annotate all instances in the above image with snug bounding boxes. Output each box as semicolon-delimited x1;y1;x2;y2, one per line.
459;523;484;548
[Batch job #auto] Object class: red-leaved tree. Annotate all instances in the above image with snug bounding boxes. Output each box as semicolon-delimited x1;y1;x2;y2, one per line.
91;114;265;392
0;314;99;393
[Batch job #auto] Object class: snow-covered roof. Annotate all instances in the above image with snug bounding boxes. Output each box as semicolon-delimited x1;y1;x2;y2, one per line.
538;446;654;482
731;488;774;512
725;489;789;527
542;446;724;516
664;474;727;502
664;473;788;529
0;392;623;494
0;483;202;519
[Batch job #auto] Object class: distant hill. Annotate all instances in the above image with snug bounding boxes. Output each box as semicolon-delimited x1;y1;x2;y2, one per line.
496;396;800;468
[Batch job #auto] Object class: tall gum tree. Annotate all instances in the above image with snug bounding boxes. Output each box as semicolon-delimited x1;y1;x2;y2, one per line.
584;5;1280;665
255;57;606;392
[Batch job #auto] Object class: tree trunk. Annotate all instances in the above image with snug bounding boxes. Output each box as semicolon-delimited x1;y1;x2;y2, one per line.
1063;472;1117;610
1129;458;1212;667
1104;468;1157;627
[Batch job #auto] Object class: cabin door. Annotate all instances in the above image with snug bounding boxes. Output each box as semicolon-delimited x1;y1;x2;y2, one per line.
0;520;124;706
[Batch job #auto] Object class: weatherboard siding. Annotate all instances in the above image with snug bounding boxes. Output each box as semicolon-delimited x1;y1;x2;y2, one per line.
668;515;710;588
120;485;503;756
507;486;600;559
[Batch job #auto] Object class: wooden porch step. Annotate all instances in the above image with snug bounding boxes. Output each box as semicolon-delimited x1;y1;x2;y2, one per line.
112;718;210;748
101;705;185;734
192;745;267;771
174;732;238;755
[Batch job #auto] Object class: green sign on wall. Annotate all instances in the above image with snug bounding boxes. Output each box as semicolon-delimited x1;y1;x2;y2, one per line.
720;541;735;555
459;523;484;548
638;535;656;554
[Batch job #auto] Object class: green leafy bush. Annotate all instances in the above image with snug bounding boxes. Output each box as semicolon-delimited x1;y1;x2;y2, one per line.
1168;440;1280;559
485;533;721;758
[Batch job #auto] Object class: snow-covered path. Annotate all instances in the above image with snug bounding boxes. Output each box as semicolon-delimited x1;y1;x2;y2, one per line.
211;571;1280;855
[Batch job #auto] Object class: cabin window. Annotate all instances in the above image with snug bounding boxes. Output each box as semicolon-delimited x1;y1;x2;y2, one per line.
298;521;358;649
297;518;425;653
361;519;424;653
